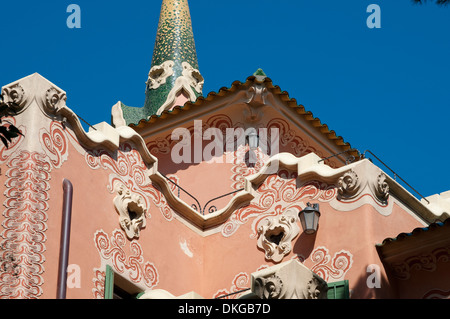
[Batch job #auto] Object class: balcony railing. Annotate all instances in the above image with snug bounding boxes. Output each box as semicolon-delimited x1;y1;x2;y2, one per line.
160;173;244;215
318;148;430;204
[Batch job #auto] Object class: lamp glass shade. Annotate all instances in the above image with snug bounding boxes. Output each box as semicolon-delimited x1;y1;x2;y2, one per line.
299;203;320;234
248;131;259;150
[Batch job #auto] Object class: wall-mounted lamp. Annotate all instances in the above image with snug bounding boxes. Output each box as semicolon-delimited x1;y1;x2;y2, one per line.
247;130;259;151
298;203;321;235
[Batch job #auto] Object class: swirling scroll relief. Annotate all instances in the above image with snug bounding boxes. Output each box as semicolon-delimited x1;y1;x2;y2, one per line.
86;142;174;222
0;120;69;299
222;169;337;238
337;168;389;205
92;229;159;299
307;246;353;282
0;151;51;299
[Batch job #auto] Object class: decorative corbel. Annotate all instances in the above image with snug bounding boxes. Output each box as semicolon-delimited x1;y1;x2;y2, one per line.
373;172;389;202
253;274;284;299
1;83;27;114
256;210;300;263
337;167;389;204
337;169;360;200
44;87;67;114
113;184;147;240
251;259;328;299
243;84;267;122
246;84;267;107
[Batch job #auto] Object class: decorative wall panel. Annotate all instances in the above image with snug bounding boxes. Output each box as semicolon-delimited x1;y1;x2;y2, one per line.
92;229;159;298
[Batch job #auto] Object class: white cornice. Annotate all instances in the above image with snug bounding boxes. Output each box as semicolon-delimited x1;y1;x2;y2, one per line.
3;73;444;235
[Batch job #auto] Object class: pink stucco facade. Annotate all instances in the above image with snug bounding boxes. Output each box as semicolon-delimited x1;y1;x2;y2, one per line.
0;72;448;300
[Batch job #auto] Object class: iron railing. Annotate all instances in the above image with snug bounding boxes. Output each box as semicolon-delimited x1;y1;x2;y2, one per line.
318;148;430;204
362;150;429;204
215;288;251;299
161;173;244;215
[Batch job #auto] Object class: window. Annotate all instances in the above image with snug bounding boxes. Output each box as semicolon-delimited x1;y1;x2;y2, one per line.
327;280;349;299
104;265;144;299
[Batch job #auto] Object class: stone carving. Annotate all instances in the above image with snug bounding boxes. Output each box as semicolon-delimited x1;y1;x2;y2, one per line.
375;172;389;202
146;60;175;90
256;210;300;263
246;83;268;107
44;87;67;113
337;167;389;204
254;274;284;299
337;169;360;199
114;183;147;240
156;61;204;116
251;259;328;299
1;83;26;113
243;84;268;122
307;276;326;299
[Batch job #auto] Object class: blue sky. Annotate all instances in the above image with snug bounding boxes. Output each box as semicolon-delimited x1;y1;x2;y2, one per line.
1;0;449;199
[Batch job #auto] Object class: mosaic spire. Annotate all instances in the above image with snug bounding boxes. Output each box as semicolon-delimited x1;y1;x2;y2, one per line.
151;0;199;71
116;0;203;126
145;0;203;115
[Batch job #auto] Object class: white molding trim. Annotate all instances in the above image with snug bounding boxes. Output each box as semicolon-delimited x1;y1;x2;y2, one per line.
3;73;444;236
251;259;328;299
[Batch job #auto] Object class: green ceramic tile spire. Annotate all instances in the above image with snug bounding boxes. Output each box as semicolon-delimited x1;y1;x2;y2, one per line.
119;0;203;125
151;0;199;71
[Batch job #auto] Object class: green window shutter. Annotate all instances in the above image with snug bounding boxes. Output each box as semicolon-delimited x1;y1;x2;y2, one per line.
327;280;349;299
135;292;145;299
104;265;114;300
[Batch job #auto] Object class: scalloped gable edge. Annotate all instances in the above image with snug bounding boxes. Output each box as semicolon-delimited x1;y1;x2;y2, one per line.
151;152;444;232
3;73;443;233
1;73;158;167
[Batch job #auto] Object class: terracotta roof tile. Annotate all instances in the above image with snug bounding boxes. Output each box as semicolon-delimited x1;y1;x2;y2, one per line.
130;74;360;159
376;217;450;248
